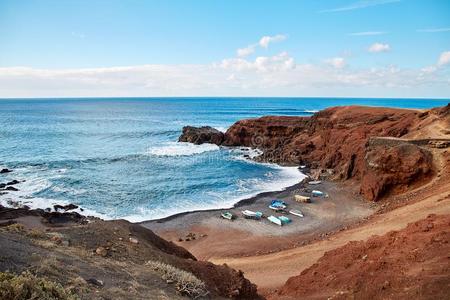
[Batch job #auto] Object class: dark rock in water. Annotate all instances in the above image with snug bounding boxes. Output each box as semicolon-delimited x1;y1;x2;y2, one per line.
178;126;224;145
0;168;12;174
0;191;8;196
6;180;20;186
0;183;5;189
54;204;79;212
5;186;18;191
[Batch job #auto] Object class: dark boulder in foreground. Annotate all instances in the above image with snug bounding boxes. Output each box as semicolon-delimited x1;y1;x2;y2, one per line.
178;126;224;145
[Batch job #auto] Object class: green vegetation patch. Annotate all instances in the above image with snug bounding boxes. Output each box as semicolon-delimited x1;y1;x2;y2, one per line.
0;271;79;300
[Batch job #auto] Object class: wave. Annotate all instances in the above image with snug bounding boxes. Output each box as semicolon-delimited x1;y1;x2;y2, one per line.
147;142;220;157
120;165;306;222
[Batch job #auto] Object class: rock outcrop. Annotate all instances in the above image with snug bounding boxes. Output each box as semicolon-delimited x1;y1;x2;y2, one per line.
178;126;224;145
269;214;450;300
0;205;260;299
360;143;434;201
181;104;449;202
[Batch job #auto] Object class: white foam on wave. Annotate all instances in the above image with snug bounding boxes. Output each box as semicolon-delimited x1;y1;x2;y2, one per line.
230;147;263;161
213;126;228;133
118;164;306;222
0;166;110;220
1;148;305;223
148;142;220;157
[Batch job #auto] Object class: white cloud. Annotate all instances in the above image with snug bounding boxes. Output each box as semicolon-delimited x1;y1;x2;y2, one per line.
320;0;401;13
368;42;391;53
417;28;450;33
220;52;295;72
237;45;256;57
259;34;287;48
325;57;346;69
438;51;450;66
349;31;386;36
1;58;448;98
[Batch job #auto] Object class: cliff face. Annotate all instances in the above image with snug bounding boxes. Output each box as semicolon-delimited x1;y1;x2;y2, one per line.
183;104;449;201
224;105;450;201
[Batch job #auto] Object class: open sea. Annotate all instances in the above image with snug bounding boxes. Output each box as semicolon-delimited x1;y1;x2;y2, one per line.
0;98;448;222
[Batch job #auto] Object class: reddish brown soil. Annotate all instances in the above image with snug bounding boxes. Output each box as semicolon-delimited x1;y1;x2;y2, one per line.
271;213;450;300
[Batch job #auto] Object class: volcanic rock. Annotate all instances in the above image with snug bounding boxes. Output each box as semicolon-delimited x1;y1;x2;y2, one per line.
0;168;12;174
178;126;224;145
360;143;434;201
54;204;79;212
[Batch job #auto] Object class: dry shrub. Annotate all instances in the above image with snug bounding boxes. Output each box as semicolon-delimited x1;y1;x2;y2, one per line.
0;271;79;300
146;260;209;299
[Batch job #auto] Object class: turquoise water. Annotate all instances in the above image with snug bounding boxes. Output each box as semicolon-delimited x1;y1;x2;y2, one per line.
0;98;447;221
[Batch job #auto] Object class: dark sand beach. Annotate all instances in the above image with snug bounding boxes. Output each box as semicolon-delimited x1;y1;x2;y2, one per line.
142;176;375;259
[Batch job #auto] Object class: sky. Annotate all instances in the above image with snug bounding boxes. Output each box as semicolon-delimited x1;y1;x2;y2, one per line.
0;0;449;98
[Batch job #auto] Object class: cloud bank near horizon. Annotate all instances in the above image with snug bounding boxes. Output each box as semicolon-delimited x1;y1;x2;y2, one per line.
0;34;449;98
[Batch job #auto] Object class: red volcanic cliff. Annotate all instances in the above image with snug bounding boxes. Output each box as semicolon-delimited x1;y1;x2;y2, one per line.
270;214;450;300
222;105;449;201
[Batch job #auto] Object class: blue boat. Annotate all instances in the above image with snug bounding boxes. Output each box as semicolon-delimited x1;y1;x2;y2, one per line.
270;200;287;208
278;216;291;225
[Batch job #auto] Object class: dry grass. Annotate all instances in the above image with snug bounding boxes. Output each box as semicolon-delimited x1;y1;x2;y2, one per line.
146;260;209;299
0;271;79;300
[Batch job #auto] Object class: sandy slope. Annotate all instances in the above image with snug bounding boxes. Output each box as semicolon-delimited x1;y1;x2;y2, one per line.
210;182;450;291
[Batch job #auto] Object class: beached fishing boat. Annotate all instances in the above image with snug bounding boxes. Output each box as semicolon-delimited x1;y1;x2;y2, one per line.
221;212;235;220
289;209;304;217
308;180;322;185
312;190;324;197
294;194;311;203
270;200;287;208
269;205;285;211
268;215;282;226
242;210;263;219
278;215;291;224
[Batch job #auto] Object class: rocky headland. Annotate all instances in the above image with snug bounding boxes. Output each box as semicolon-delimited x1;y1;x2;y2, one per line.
1;104;449;299
180;104;449;202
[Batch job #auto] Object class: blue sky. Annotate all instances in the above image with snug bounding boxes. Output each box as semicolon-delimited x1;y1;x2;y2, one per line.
0;0;449;98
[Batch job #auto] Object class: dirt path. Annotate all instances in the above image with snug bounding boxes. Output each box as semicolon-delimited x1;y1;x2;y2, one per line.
210;185;450;291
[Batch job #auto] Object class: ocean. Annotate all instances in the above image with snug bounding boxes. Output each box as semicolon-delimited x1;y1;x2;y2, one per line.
0;97;447;222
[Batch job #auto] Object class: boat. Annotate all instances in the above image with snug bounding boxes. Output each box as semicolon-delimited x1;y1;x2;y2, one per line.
278;215;291;224
308;180;322;185
269;205;285;211
268;215;282;226
270;199;287;208
221;212;235;220
312;190;324;197
242;210;263;219
289;209;304;217
294;194;311;203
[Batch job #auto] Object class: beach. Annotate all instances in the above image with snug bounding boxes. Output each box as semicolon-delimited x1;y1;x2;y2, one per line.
143;175;375;259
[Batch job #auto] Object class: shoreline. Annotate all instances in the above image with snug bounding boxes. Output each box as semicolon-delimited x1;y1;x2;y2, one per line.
142;171;307;224
1;152;307;224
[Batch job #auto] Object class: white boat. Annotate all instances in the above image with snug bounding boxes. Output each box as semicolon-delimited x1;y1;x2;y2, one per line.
294;195;311;203
268;215;282;226
289;209;304;218
308;180;322;185
269;205;285;211
242;210;263;219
